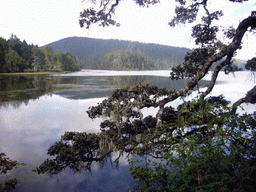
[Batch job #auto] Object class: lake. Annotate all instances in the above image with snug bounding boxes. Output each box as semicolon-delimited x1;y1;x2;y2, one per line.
0;70;254;191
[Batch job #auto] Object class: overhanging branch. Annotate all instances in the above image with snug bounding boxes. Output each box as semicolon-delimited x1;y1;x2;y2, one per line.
176;16;255;102
232;85;256;113
154;16;256;124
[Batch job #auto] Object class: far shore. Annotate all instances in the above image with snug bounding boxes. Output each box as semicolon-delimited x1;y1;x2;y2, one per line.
0;71;77;76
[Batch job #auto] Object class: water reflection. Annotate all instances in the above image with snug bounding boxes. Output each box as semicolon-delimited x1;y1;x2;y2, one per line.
53;75;196;100
0;75;68;108
0;72;209;191
0;95;112;191
0;74;205;105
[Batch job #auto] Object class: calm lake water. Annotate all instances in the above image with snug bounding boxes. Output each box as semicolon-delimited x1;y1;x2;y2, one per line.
0;70;210;191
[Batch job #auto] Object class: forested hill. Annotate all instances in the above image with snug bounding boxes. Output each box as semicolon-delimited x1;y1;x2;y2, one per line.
0;35;80;73
43;37;191;70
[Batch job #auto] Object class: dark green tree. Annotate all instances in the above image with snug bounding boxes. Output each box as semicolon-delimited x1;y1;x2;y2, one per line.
5;49;28;72
57;52;80;72
35;0;256;190
7;35;22;55
0;38;8;73
31;46;46;72
20;40;33;68
245;57;256;71
1;35;80;73
0;37;28;73
7;35;31;69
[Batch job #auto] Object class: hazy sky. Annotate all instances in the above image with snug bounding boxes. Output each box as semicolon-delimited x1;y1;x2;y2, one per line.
0;0;255;60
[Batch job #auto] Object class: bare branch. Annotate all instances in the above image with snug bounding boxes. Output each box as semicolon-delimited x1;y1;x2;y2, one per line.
232;85;256;113
200;54;232;99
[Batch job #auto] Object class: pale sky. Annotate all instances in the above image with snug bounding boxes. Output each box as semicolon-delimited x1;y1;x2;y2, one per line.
0;0;255;60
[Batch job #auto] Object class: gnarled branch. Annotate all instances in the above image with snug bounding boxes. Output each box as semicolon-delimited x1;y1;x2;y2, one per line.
232;85;256;113
155;16;256;124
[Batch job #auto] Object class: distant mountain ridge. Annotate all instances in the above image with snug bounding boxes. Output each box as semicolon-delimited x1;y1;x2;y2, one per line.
43;37;191;70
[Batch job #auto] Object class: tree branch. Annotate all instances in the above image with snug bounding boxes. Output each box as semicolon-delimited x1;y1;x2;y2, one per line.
232;85;256;113
106;0;120;18
155;16;256;124
200;53;232;99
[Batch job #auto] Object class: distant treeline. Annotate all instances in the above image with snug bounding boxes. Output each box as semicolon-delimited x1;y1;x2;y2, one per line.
89;48;156;70
44;37;191;70
41;36;246;71
0;35;80;73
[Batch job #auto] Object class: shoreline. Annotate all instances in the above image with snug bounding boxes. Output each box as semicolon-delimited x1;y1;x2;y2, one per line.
0;71;72;76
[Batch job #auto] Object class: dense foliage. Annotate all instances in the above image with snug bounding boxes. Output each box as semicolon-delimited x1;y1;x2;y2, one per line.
35;0;256;191
245;57;256;71
0;35;80;73
129;102;256;191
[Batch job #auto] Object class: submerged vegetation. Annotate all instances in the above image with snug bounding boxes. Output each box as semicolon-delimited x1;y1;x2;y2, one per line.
0;35;80;73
